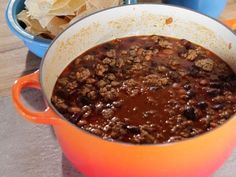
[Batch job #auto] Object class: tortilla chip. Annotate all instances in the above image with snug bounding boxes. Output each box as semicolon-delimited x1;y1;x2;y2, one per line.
37;15;54;28
46;16;68;36
68;2;92;25
18;0;122;39
49;0;86;16
87;0;121;9
64;15;76;21
25;0;54;18
17;10;48;35
50;0;71;10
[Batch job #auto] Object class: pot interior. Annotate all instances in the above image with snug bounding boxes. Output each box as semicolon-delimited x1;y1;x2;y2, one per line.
41;4;236;101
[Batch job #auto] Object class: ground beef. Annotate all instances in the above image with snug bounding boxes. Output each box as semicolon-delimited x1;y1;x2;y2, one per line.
159;39;172;48
195;58;214;72
96;64;107;76
182;49;198;61
76;68;91;82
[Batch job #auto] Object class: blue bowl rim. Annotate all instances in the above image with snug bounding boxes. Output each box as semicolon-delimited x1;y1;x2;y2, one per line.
5;0;51;46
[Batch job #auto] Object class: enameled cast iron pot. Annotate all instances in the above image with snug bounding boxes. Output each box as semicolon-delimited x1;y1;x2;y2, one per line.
12;4;236;177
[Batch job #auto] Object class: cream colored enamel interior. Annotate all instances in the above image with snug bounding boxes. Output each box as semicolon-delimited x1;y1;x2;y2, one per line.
41;4;236;100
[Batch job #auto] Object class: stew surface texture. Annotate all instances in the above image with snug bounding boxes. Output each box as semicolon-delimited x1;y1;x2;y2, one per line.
52;35;236;144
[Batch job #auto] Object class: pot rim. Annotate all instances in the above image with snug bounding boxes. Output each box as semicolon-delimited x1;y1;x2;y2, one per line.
39;3;236;147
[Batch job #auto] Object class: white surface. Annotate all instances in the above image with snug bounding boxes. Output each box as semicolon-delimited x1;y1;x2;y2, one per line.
0;89;235;177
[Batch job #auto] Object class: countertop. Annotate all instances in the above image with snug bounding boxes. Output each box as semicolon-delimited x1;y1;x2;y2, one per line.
0;0;236;176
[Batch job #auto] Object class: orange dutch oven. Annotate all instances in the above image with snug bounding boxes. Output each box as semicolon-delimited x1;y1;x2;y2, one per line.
12;4;236;177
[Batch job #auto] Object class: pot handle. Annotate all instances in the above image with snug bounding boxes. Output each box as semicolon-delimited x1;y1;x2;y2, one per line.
224;18;236;30
12;71;60;125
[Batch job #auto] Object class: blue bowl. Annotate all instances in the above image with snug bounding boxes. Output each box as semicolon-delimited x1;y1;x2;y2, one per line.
163;0;227;18
5;0;51;58
5;0;137;58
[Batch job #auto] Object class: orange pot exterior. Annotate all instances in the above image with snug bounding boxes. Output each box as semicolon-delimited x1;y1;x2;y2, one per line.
54;117;236;177
224;18;236;30
12;19;236;177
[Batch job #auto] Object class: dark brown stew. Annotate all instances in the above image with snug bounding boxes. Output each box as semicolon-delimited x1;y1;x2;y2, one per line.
51;35;236;144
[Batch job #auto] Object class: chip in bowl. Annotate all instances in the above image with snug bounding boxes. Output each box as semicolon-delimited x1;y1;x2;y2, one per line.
17;0;123;39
